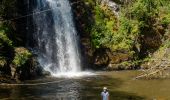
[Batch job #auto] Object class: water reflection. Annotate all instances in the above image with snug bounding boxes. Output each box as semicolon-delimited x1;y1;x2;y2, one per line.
2;71;170;100
0;79;83;100
54;80;82;100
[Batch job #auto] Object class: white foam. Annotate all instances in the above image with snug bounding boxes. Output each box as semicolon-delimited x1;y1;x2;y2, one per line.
33;0;89;77
51;71;96;78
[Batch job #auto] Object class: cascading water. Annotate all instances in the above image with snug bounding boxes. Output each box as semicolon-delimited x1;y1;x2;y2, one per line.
32;0;83;77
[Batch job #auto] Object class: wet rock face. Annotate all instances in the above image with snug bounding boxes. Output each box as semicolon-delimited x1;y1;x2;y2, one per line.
70;0;95;68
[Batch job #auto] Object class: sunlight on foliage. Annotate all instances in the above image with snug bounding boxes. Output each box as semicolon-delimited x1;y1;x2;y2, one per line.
0;30;12;46
0;57;6;67
91;4;118;50
12;47;32;67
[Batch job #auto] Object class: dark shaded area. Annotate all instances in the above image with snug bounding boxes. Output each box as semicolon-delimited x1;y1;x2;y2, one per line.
0;40;14;75
14;0;32;46
92;48;110;69
70;0;96;70
138;26;163;58
15;0;39;47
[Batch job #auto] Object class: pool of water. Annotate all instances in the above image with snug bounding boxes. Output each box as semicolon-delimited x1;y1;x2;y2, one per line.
0;71;170;100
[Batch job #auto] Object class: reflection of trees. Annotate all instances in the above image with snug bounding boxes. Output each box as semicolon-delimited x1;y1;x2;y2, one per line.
55;80;82;100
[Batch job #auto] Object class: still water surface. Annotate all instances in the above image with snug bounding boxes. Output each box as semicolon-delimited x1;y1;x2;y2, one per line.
0;71;170;100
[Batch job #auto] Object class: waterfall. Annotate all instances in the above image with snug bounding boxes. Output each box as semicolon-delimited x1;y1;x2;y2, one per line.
32;0;82;76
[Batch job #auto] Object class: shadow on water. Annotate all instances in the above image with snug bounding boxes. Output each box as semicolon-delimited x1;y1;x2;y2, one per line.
0;75;145;100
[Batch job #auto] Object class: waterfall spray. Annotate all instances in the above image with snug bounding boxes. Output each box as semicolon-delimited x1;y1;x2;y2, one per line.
32;0;82;76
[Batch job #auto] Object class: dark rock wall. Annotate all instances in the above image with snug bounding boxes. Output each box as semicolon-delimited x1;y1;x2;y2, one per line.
15;0;35;47
70;0;95;69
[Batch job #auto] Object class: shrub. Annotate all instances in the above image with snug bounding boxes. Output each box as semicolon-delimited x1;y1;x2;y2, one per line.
0;30;13;46
90;4;118;49
12;47;32;67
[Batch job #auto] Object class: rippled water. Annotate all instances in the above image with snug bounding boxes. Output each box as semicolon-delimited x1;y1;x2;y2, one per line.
0;71;170;100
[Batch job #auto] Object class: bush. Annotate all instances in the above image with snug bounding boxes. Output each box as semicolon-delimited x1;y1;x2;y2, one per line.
0;57;6;67
88;0;170;67
90;4;118;49
0;30;13;46
12;47;32;67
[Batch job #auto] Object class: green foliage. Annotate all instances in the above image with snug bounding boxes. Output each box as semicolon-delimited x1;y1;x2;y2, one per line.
90;4;117;49
124;0;170;29
0;0;34;78
84;0;95;5
88;0;170;68
90;2;140;52
158;1;170;27
0;57;6;67
117;0;170;50
0;30;12;46
164;40;170;48
12;48;32;67
119;56;151;69
115;16;140;51
0;22;13;69
129;0;160;19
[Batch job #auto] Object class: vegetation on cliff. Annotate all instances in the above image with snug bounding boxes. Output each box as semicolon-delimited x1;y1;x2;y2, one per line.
0;0;34;81
90;4;118;49
114;0;170;69
77;0;170;70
